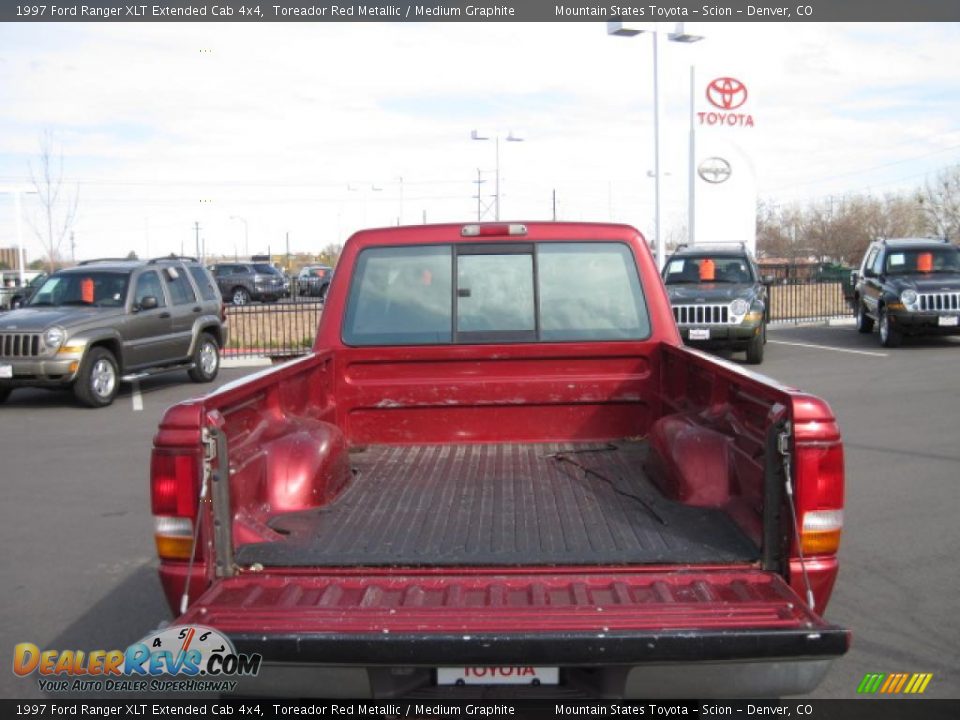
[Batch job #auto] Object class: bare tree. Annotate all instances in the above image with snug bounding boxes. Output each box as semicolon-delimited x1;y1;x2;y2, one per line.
918;165;960;241
319;243;343;267
29;131;79;271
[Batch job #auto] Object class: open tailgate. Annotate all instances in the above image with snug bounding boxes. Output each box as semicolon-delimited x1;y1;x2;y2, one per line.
178;568;848;666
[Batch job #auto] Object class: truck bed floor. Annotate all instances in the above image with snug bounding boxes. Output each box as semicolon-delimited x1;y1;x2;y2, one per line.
236;442;759;567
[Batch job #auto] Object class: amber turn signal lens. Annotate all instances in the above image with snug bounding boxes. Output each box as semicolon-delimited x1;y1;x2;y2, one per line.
154;535;194;560
801;529;842;555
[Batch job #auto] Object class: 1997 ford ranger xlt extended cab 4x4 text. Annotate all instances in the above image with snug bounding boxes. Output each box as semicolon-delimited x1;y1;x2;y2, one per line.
150;223;848;698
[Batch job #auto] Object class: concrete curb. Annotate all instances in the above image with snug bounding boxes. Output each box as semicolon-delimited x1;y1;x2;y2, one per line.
826;317;857;327
222;357;273;369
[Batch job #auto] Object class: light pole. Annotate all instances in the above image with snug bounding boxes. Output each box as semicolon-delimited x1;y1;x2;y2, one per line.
470;130;524;221
1;186;38;285
607;22;703;269
348;184;383;226
230;215;249;258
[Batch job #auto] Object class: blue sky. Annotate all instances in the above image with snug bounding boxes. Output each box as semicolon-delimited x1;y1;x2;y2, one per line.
1;21;959;262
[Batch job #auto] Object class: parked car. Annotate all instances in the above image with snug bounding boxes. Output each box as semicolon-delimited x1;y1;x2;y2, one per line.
296;264;333;299
1;272;47;311
851;237;960;347
210;262;285;305
0;257;226;407
152;222;847;698
662;244;768;364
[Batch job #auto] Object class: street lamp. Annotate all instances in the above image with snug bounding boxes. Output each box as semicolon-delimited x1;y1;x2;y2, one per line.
347;184;383;226
607;22;703;269
229;215;249;258
0;186;38;285
470;130;524;221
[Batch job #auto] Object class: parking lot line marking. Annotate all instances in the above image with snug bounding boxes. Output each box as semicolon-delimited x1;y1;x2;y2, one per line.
768;340;888;357
132;380;143;411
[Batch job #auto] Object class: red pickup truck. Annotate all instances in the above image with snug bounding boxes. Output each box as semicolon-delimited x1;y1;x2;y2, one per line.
151;222;847;698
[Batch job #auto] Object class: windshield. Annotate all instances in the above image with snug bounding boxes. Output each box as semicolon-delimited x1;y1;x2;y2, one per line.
884;248;960;275
663;256;754;284
28;271;131;307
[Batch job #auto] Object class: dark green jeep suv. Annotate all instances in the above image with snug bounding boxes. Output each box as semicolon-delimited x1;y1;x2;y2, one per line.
662;244;768;364
0;257;227;407
852;238;960;347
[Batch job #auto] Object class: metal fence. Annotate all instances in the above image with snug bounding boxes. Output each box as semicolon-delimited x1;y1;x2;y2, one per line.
766;280;853;324
224;300;324;358
222;281;854;358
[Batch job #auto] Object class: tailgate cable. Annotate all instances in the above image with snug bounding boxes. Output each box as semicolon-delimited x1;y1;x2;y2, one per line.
179;428;215;615
779;425;816;612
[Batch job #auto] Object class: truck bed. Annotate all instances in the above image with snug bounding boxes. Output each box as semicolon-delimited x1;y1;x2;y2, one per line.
236;441;759;568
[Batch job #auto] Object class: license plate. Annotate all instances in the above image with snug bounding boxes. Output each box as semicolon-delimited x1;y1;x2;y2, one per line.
689;328;711;340
0;364;12;379
437;666;559;686
938;315;959;327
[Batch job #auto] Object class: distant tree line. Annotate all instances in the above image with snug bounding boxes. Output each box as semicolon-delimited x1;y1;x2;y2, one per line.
758;164;960;266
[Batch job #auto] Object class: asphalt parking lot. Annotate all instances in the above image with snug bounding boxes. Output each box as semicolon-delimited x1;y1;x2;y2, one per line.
1;326;958;699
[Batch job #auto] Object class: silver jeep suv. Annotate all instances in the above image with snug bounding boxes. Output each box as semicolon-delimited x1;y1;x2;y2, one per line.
0;257;227;407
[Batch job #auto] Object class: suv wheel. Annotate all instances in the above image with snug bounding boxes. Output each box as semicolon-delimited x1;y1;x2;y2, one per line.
878;306;902;348
856;299;874;333
188;333;220;383
74;347;120;408
745;325;765;365
231;287;251;306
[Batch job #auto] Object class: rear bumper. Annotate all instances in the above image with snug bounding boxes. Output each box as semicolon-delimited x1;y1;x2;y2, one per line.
229;625;847;667
228;656;838;699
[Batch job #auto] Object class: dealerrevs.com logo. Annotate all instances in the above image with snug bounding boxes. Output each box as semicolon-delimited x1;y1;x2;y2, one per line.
13;625;261;693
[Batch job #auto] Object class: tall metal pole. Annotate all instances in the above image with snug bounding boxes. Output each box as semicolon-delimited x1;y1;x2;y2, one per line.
495;136;501;221
14;191;25;285
688;64;696;247
653;32;663;270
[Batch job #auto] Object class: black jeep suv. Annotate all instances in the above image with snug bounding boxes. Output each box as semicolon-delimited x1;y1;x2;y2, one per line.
851;237;960;347
662;244;768;364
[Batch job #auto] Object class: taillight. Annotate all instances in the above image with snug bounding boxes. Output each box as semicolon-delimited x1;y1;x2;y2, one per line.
151;448;201;560
794;441;845;556
220;303;227;323
801;509;844;555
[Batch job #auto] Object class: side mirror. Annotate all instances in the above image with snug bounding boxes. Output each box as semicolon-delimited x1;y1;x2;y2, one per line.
138;295;159;311
862;268;876;279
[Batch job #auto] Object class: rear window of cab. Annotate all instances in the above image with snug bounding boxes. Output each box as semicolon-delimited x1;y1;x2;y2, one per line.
342;242;651;346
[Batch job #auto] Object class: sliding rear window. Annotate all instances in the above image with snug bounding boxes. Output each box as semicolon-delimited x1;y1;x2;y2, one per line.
342;242;649;346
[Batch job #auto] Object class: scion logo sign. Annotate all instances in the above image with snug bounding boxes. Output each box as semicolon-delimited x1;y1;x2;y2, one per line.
698;157;732;184
700;76;755;128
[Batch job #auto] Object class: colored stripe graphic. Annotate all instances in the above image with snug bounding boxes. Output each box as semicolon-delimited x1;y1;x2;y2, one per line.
858;672;932;694
857;673;885;694
906;673;933;694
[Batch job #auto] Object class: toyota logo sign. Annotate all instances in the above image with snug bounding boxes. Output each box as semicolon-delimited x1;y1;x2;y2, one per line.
706;77;748;110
